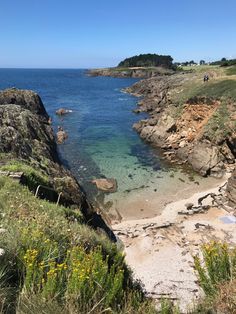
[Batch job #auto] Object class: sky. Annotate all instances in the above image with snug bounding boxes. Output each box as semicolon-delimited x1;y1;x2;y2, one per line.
0;0;236;68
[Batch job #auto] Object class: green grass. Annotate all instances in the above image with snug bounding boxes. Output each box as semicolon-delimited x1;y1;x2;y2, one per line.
0;160;50;191
203;100;235;143
193;241;236;313
195;80;236;101
0;176;157;313
181;65;215;73
226;65;236;76
174;79;236;106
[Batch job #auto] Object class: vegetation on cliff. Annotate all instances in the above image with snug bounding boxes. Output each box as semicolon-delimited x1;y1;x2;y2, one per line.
0;68;236;312
128;65;236;179
0;88;159;313
193;241;236;313
0;176;158;313
118;53;174;69
0;88;86;208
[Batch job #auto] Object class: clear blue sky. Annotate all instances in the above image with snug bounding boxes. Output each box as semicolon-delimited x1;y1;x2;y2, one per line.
1;0;235;68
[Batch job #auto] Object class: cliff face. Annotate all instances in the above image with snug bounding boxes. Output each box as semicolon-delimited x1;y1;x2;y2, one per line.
227;168;236;208
127;73;236;179
0;88;87;208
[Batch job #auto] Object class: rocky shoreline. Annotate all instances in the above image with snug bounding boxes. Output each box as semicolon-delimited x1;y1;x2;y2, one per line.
109;69;236;311
88;66;174;78
1;77;235;312
0;89;87;206
123;71;236;207
0;88;116;240
112;177;235;312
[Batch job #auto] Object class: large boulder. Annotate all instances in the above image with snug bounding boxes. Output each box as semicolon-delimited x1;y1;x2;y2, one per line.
188;142;224;177
227;168;236;208
149;114;176;145
0;88;49;120
91;178;117;193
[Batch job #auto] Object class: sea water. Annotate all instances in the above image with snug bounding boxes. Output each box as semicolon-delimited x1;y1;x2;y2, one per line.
0;69;218;220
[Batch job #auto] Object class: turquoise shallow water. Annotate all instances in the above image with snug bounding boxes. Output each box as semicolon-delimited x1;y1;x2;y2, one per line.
0;68;211;218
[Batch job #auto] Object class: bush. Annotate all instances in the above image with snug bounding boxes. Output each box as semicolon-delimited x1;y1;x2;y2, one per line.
0;177;156;313
194;241;232;298
193;242;236;313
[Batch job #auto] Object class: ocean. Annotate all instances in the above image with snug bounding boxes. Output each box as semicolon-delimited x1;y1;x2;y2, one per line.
0;68;207;219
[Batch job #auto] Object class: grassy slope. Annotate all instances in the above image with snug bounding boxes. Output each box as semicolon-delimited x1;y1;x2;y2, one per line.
0;176;157;313
1;67;236;313
173;65;236;102
171;65;236;143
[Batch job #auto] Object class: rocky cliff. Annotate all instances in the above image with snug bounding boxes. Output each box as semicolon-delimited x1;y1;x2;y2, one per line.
0;89;117;238
88;66;174;78
125;69;236;209
126;72;236;179
0;88;87;206
227;168;236;207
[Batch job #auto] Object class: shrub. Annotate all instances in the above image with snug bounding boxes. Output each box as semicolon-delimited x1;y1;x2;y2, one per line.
194;241;232;298
0;177;157;313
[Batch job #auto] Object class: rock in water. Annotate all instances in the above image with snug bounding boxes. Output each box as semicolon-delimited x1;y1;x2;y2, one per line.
91;178;117;193
57;130;68;144
56;108;71;115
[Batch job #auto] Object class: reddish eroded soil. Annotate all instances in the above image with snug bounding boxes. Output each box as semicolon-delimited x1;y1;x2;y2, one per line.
175;98;220;143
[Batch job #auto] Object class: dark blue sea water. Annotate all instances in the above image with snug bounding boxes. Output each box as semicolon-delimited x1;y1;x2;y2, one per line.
0;69;167;199
2;68;211;220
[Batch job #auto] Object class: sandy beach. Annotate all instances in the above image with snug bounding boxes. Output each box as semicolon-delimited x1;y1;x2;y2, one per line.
106;167;225;221
111;174;235;312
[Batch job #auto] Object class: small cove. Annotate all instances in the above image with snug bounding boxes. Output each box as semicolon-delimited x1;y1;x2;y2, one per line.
0;68;221;220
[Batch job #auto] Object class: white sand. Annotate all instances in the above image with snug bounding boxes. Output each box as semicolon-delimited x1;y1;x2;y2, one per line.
112;176;236;312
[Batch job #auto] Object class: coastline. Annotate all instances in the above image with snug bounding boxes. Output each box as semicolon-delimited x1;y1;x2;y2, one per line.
106;168;225;222
88;67;236;311
112;174;234;312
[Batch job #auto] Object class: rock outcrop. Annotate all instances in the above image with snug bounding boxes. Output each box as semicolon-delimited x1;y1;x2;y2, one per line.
88;67;174;79
227;168;236;208
57;128;68;144
126;74;236;178
0;88;86;207
0;89;117;241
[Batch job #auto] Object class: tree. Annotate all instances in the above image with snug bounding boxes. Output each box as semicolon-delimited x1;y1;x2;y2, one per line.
118;54;174;69
200;60;205;65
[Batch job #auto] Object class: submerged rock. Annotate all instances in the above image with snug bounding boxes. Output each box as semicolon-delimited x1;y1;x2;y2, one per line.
91;178;117;193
